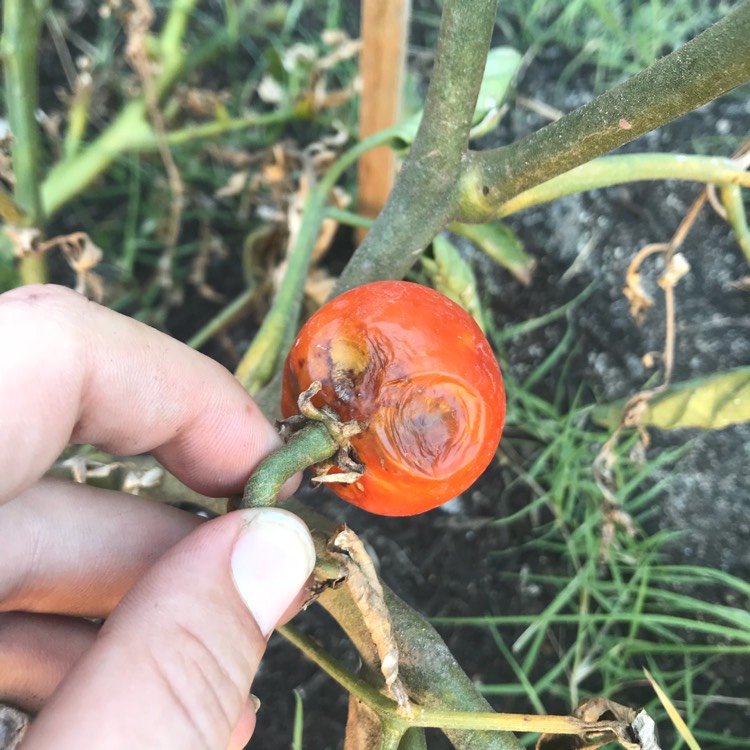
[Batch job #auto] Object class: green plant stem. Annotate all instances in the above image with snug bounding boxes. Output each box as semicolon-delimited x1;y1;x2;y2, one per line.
721;184;750;263
279;624;399;714
237;422;336;508
40;106;297;218
281;620;623;739
157;0;199;93
1;0;49;283
41;102;154;218
167;106;300;145
333;0;500;295
457;0;750;221
234;128;396;394
186;288;255;350
493;154;750;219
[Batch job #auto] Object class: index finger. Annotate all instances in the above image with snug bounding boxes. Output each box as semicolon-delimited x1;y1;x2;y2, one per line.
0;284;286;503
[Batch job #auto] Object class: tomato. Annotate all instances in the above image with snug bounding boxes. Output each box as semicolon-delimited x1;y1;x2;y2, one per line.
281;280;505;516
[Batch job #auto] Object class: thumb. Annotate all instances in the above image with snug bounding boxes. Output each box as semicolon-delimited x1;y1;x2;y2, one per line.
22;508;315;750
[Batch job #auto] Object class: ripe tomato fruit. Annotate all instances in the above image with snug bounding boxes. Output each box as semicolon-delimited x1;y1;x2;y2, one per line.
281;280;505;516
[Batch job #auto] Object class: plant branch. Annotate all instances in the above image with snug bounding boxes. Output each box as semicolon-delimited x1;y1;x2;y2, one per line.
186;288;255;350
40;106;297;219
279;624;399;714
1;0;50;283
491;154;750;219
282;499;523;750
234;422;336;509
157;0;199;94
333;0;500;295
457;0;750;221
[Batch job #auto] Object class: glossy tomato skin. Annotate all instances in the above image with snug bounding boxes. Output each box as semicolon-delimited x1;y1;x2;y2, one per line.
281;280;505;516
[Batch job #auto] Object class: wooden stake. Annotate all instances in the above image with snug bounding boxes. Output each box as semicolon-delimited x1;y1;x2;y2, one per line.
357;0;410;242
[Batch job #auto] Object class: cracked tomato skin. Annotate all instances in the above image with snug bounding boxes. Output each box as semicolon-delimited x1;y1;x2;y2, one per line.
281;280;505;516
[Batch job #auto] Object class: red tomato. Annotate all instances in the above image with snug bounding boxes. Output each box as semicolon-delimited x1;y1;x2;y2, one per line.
281;280;505;516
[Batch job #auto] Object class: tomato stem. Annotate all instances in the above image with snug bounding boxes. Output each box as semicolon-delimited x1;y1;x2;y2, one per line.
233;421;338;509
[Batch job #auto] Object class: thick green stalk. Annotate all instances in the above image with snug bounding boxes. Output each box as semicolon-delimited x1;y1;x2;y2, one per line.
41;102;155;217
1;0;49;283
457;1;750;220
333;0;500;295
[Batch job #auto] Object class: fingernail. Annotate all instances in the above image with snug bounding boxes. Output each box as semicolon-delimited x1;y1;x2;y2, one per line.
231;508;315;637
249;694;261;713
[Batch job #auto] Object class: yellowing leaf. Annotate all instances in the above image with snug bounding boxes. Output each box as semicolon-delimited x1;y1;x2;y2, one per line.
423;235;486;331
450;221;536;286
720;184;750;265
593;369;750;431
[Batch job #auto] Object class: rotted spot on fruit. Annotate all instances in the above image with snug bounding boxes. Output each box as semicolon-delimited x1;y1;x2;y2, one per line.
333;368;359;403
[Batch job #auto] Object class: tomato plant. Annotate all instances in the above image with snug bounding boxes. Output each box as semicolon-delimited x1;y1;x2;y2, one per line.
281;280;505;516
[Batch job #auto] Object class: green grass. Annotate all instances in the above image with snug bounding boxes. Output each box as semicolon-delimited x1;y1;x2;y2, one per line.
429;327;750;748
493;0;736;88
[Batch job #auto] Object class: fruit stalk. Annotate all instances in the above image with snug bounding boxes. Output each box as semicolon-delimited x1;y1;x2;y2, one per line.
234;421;337;509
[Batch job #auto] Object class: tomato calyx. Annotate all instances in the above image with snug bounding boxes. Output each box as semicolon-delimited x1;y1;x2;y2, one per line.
280;380;366;487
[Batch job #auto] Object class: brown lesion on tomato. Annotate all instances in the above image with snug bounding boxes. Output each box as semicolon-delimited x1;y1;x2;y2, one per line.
327;330;395;415
328;335;369;405
370;379;467;478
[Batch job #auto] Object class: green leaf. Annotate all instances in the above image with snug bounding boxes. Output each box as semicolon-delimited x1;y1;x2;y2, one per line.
449;221;536;286
470;46;523;137
391;46;521;151
423;234;486;331
592;368;750;430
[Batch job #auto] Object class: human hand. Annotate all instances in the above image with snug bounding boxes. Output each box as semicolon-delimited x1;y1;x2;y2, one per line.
0;284;315;749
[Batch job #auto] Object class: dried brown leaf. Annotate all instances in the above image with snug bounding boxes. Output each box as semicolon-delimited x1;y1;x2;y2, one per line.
176;85;230;117
328;525;411;712
214;169;249;199
623;269;654;324
304;268;337;306
536;698;655;750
